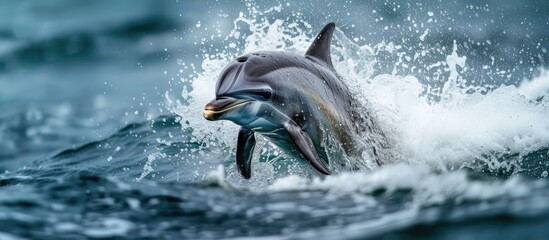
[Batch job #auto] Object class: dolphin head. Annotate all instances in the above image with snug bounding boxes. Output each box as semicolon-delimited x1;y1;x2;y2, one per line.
203;54;275;128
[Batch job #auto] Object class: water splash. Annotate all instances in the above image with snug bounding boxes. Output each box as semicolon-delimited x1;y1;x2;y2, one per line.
168;2;549;188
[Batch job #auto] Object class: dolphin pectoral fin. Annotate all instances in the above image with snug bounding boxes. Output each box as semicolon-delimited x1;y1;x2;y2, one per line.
236;128;255;179
284;122;331;175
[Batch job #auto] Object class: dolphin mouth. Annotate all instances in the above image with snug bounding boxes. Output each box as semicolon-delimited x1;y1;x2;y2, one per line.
203;98;252;120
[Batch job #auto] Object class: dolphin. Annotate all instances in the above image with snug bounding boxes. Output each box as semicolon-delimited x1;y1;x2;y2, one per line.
203;22;380;179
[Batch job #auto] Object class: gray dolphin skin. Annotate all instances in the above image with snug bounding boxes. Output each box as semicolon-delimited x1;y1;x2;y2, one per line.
203;22;375;179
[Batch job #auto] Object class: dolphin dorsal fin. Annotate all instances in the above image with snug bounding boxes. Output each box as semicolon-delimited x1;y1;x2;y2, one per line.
305;22;335;69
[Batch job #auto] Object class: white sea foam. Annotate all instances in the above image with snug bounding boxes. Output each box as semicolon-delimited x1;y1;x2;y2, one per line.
367;71;549;170
268;164;536;204
519;69;549;100
82;218;134;238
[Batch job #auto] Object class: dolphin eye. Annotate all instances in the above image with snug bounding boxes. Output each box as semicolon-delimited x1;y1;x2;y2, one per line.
262;90;272;100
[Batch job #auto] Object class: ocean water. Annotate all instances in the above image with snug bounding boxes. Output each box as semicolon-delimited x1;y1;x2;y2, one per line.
1;0;549;239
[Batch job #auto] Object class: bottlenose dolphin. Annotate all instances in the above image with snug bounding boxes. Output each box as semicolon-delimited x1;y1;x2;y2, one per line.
203;22;383;179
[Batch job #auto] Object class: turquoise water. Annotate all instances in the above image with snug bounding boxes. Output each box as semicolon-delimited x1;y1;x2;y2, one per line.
1;1;549;239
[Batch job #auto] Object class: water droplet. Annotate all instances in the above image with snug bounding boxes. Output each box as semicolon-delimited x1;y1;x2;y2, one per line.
542;171;548;178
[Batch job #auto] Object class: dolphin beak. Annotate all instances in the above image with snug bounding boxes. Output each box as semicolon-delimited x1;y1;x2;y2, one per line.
203;97;251;121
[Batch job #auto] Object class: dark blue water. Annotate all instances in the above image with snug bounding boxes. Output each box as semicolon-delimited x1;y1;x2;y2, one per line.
1;1;549;239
